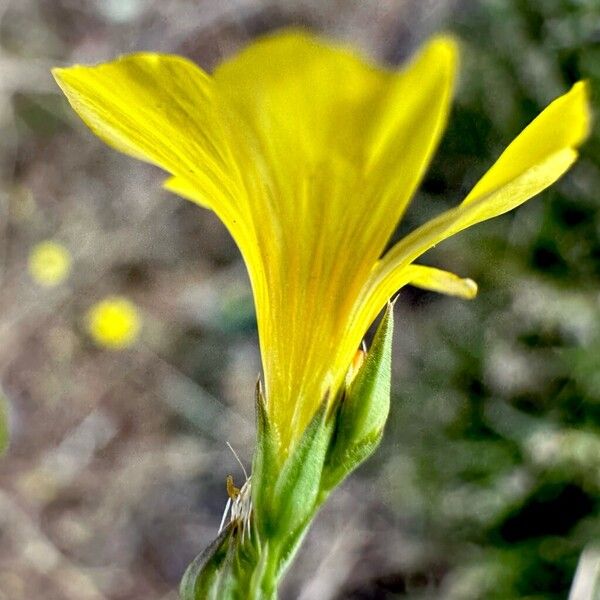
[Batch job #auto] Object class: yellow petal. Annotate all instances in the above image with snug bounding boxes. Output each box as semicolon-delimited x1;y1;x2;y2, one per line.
52;54;241;214
353;81;589;338
364;36;458;222
400;81;589;255
213;32;457;258
52;52;268;341
214;30;387;169
463;81;590;206
163;175;211;208
404;265;477;299
349;263;478;333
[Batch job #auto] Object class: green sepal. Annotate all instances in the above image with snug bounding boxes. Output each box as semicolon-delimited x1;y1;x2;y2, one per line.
251;379;279;539
180;525;233;600
271;399;333;537
180;306;394;599
321;303;394;492
180;524;266;600
247;389;337;590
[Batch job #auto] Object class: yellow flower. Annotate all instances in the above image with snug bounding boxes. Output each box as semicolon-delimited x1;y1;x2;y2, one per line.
28;240;72;287
86;296;141;350
53;31;590;455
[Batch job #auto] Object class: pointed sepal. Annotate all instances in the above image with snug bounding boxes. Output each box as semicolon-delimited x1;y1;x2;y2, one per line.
251;379;280;539
321;303;394;492
271;399;333;537
180;526;233;600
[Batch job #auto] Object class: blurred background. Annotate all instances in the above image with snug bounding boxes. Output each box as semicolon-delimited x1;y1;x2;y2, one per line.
0;1;599;598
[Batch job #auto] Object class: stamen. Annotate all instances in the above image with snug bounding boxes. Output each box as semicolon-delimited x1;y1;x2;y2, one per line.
218;443;253;540
218;496;232;534
218;477;253;538
345;345;367;385
226;474;240;499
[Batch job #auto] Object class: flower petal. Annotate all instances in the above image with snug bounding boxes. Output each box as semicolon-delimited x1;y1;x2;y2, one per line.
53;52;270;318
353;81;590;334
463;81;590;206
214;30;387;169
213;32;457;258
404;265;478;299
163;175;211;208
52;53;241;212
363;36;458;222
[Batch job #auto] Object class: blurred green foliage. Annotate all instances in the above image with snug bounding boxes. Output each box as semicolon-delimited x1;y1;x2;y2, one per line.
364;1;600;598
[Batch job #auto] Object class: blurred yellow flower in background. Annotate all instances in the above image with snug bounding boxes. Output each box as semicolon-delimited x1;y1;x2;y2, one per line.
86;296;141;350
28;240;72;287
53;31;590;456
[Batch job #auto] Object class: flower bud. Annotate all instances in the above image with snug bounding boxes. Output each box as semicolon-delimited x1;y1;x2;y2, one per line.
322;304;394;492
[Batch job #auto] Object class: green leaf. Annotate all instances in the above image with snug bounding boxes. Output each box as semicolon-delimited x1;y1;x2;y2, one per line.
322;303;394;491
